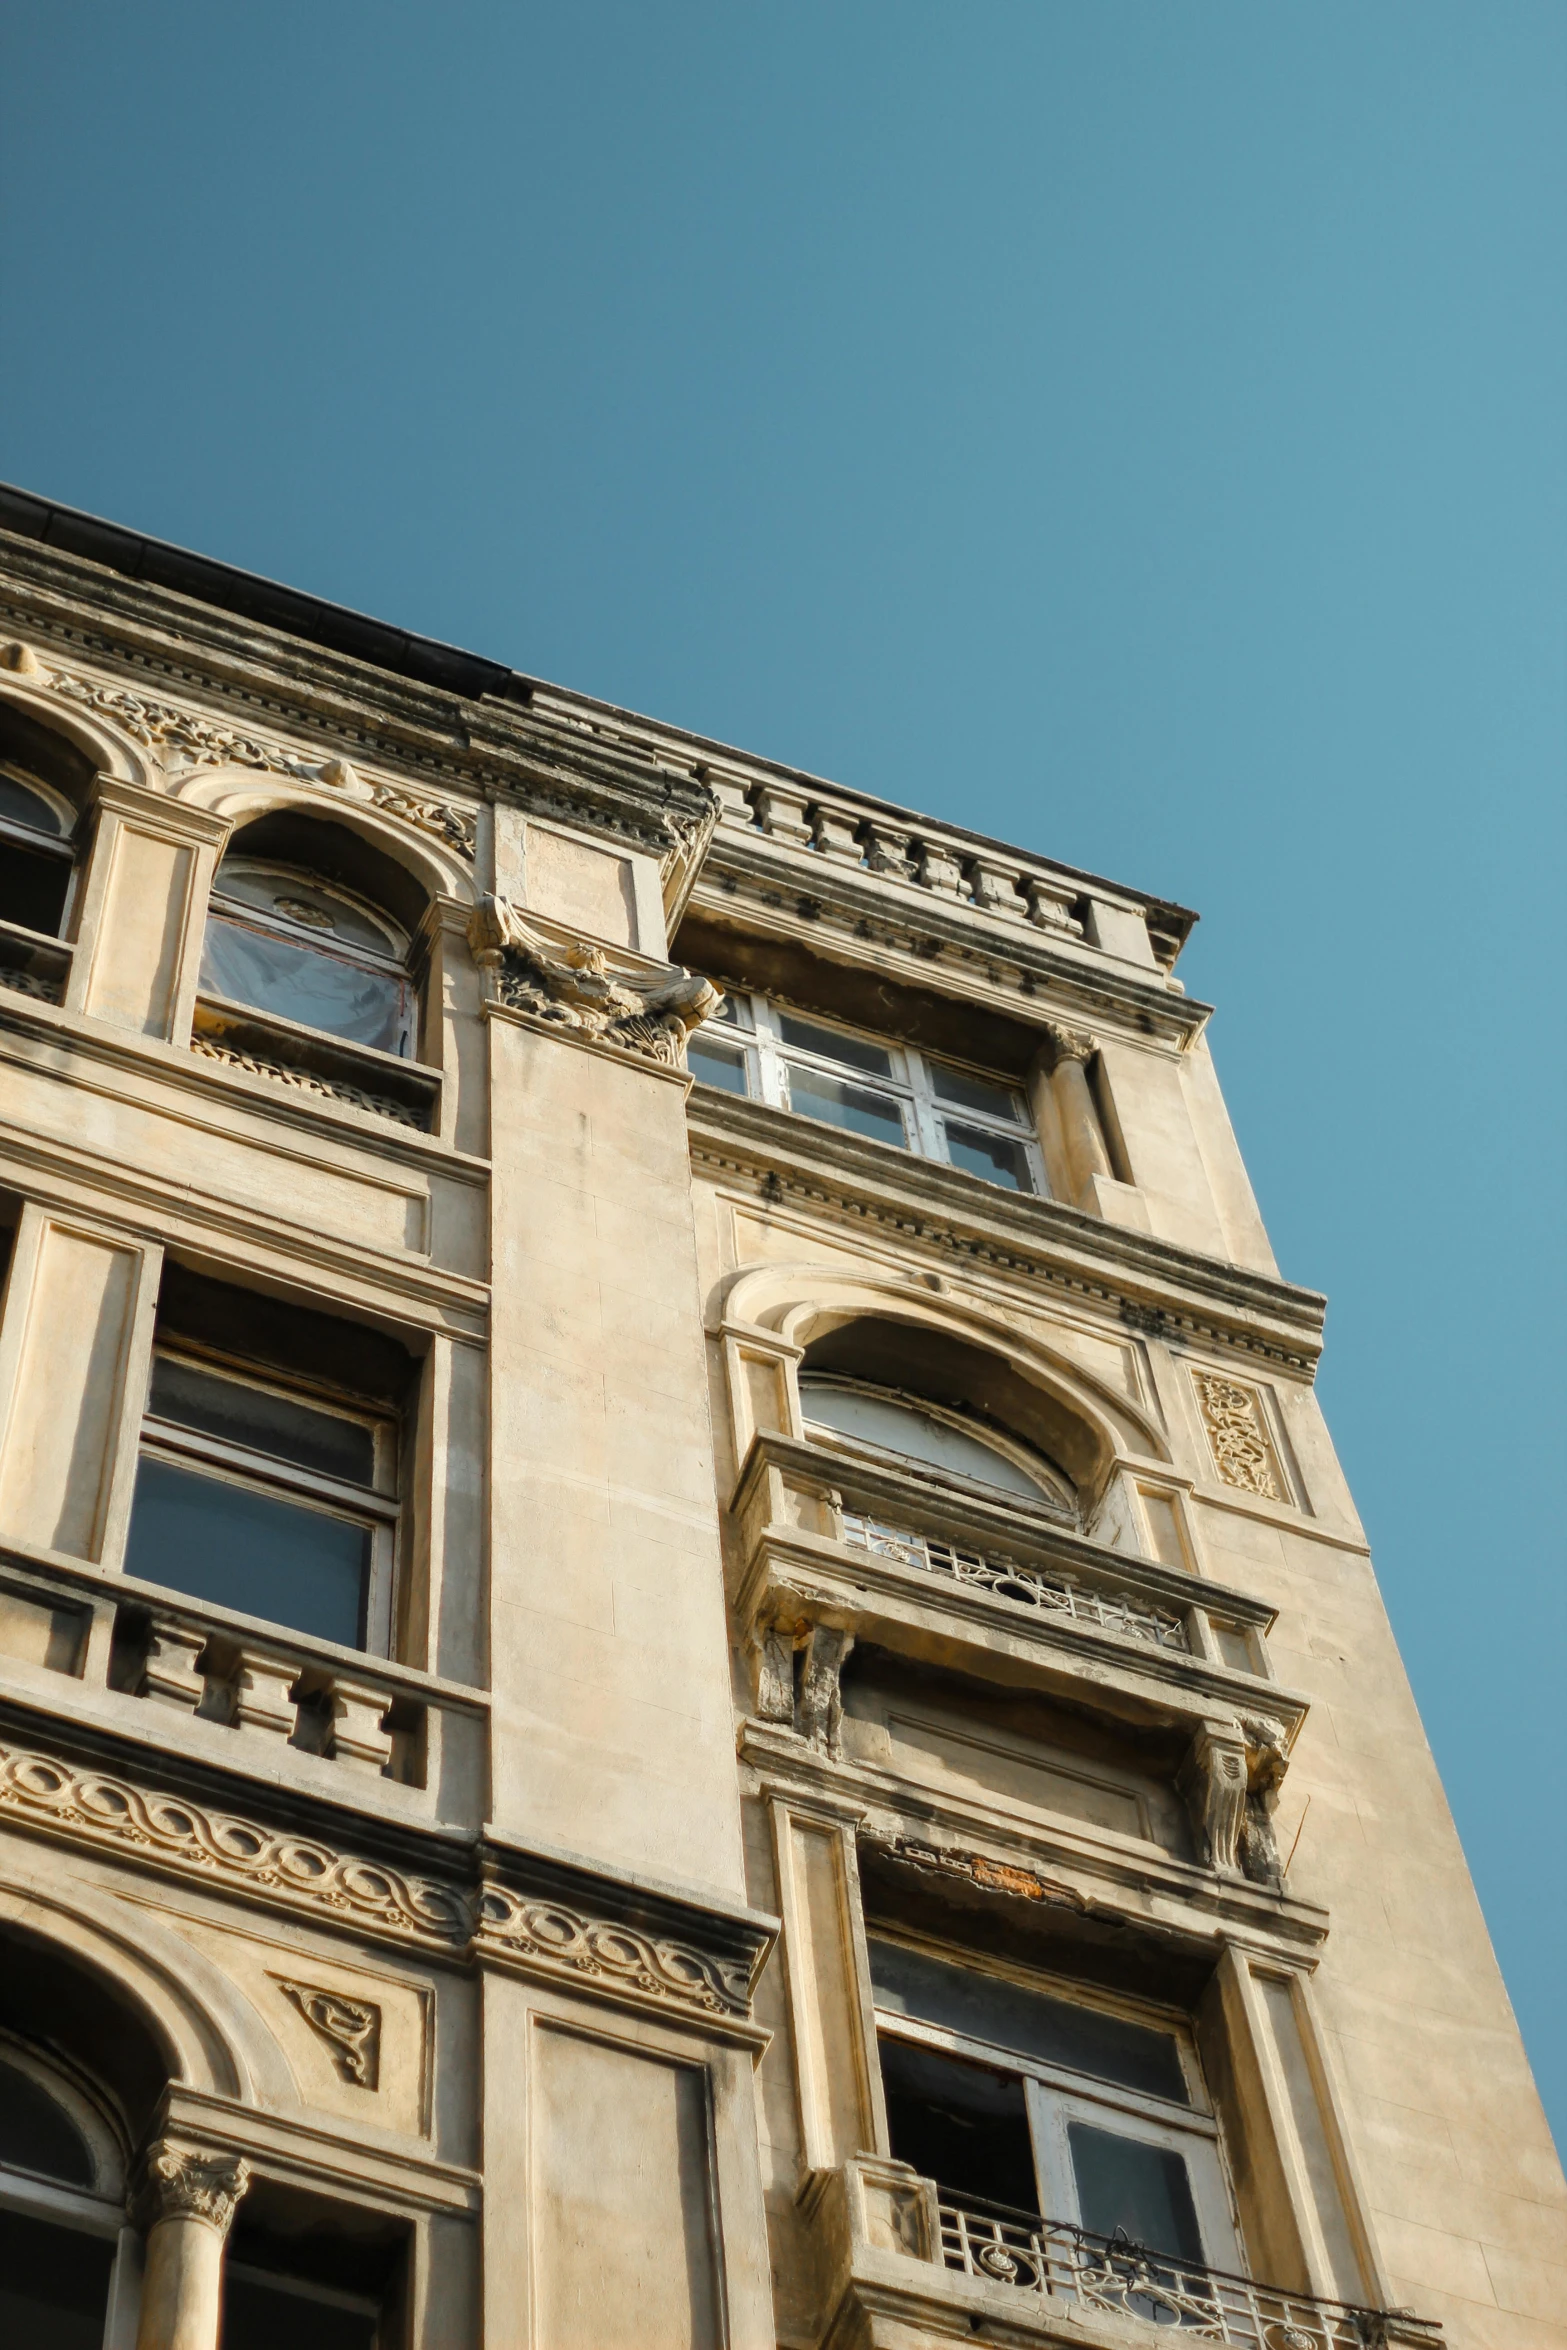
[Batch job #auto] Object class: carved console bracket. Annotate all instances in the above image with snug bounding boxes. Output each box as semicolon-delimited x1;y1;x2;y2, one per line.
1181;1713;1293;1883
745;1612;856;1755
468;896;721;1068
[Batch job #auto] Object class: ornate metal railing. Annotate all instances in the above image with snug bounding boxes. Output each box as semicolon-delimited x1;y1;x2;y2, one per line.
938;2199;1422;2350
840;1510;1191;1654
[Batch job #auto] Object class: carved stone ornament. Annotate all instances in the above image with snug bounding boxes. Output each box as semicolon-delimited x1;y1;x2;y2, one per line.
475;1884;754;2017
1180;1721;1250;1877
46;667;477;854
276;1978;382;2088
0;1738;469;1945
1041;1018;1096;1067
1191;1371;1286;1501
468;895;722;1068
135;2143;251;2237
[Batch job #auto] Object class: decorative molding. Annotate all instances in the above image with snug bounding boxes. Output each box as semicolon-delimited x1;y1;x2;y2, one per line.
0;1739;470;1946
48;667;478;855
861;1828;1095;1918
275;1978;382;2088
474;1883;754;2018
0;965;63;1006
1192;1371;1286;1499
189;1034;426;1128
469;896;720;1068
687;1103;1326;1377
134;2141;251;2236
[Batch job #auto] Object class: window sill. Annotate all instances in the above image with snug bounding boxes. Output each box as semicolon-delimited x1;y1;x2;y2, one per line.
191;995;442;1132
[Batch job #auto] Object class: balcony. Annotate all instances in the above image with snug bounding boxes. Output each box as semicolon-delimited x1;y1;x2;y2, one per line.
0;1543;486;1828
731;1431;1300;1739
807;2158;1442;2350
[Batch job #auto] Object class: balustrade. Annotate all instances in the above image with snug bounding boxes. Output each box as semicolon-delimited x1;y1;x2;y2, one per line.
938;2197;1437;2350
839;1509;1192;1653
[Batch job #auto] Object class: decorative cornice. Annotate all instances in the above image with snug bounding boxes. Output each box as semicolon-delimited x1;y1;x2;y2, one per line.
474;1884;754;2019
687;1092;1326;1375
0;1737;471;1946
0;1732;776;2029
685;830;1208;1048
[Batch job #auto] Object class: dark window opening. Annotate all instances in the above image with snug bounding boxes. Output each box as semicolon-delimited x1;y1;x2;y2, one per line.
0;2208;114;2350
879;2035;1038;2214
0;837;71;937
0;2056;95;2185
1068;2119;1204;2262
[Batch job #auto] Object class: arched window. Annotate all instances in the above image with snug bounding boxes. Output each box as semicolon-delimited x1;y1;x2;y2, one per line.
0;2031;126;2348
200;823;420;1058
800;1372;1075;1514
0;702;90;941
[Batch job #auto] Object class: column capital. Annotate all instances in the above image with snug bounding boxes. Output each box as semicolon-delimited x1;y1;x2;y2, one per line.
1039;1017;1096;1067
135;2142;251;2238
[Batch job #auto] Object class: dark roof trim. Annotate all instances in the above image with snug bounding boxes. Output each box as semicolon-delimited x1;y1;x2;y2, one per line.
0;481;536;708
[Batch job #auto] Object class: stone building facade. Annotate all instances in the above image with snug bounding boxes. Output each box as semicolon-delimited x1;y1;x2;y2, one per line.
0;482;1558;2349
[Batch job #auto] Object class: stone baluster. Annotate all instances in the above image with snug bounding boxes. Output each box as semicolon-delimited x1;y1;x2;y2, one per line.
809;802;863;863
967;856;1026;917
229;1649;299;1740
750;781;815;847
134;2143;250;2350
1022;875;1084;935
705;769;755;825
328;1678;396;1775
912;838;965;896
857;819;914;880
140;1619;208;1713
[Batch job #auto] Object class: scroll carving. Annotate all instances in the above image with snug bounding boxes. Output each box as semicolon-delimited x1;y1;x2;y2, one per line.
135;2143;251;2237
1180;1721;1250;1876
475;1886;754;2018
276;1979;381;2087
1192;1372;1286;1501
468;896;721;1068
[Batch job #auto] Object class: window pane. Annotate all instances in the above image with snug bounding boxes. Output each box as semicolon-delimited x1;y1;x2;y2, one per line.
777;1012;894;1079
868;1941;1189;2104
224;2274;377;2350
710;989;746;1027
0;2209;114;2350
943;1121;1035;1193
215;863;400;955
1068;2121;1204;2261
786;1064;906;1146
879;2035;1037;2213
930;1064;1022;1121
200;917;410;1055
0;2058;94;2184
801;1381;1049;1499
124;1457;369;1648
688;1035;749;1095
0;774;65;835
149;1357;376;1486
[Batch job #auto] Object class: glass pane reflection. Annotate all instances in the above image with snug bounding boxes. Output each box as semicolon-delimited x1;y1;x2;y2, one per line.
786;1064;906;1146
201;918;410;1055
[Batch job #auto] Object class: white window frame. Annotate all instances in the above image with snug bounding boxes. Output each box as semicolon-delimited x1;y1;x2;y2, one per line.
692;991;1048;1196
137;1346;401;1656
872;1943;1242;2270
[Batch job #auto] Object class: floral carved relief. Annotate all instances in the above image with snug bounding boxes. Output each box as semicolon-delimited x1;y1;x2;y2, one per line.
48;669;477;854
1191;1371;1286;1501
474;1885;754;2018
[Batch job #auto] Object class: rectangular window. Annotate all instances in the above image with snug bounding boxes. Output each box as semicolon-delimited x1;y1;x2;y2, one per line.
870;1936;1240;2271
688;990;1045;1196
124;1349;398;1652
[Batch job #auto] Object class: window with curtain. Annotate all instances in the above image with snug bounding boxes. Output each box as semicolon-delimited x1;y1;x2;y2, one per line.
200;857;416;1057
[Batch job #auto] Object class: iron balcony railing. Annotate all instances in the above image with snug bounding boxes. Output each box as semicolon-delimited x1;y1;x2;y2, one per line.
840;1510;1192;1655
938;2197;1433;2350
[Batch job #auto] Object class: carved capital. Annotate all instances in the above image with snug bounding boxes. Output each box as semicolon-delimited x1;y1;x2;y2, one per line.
469;895;722;1068
135;2143;250;2237
1041;1019;1096;1067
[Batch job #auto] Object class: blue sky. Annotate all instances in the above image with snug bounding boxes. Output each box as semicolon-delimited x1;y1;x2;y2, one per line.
4;4;1563;2143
